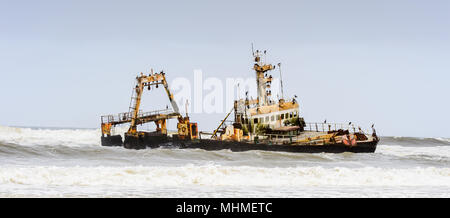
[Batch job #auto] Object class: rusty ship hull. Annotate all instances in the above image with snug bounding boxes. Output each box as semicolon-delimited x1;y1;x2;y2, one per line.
176;139;378;153
102;134;379;153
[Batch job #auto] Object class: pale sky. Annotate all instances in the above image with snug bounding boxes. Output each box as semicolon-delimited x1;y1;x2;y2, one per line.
1;0;449;137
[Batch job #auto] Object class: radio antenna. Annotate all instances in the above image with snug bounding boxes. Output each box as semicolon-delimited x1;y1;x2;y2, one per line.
251;43;255;56
185;100;189;118
278;63;284;100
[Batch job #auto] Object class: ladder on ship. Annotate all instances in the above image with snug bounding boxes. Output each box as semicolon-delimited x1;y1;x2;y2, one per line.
129;81;138;114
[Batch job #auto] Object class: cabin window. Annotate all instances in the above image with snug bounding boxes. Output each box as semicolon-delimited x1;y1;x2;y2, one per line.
290;112;293;118
265;116;269;122
285;113;289;119
271;116;274;121
276;115;280;120
254;118;258;124
281;114;285;119
259;118;263;123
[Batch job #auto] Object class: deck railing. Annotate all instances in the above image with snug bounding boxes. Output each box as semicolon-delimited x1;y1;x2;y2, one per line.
303;122;368;134
101;108;174;124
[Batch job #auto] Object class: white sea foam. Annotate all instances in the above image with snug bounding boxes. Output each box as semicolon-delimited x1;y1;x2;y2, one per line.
0;165;449;187
0;126;100;147
377;144;450;159
436;137;450;143
0;126;449;197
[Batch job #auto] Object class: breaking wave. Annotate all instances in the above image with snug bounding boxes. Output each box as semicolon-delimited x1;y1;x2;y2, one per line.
0;126;449;197
0;126;100;147
1;126;450;163
1;165;449;187
377;144;450;160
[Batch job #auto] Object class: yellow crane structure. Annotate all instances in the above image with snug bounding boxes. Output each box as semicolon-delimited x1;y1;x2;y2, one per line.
100;70;198;148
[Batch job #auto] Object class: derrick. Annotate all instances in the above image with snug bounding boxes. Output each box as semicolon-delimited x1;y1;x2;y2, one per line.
100;70;198;148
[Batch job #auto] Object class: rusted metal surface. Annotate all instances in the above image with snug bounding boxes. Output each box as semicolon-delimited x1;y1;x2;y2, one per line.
100;70;198;141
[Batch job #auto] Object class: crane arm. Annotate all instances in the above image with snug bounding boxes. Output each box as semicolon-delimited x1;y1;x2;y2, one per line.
128;72;182;134
161;74;180;115
211;107;234;139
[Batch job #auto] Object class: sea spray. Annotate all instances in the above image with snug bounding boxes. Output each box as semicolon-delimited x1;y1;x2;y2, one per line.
0;126;449;197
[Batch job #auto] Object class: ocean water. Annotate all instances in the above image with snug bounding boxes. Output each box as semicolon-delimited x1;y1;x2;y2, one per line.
0;125;449;197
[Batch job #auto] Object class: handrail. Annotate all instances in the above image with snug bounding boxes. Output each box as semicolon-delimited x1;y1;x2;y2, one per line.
101;108;174;124
302;122;368;134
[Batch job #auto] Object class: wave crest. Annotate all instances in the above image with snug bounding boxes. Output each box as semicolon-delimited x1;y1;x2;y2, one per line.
0;126;100;147
1;165;449;187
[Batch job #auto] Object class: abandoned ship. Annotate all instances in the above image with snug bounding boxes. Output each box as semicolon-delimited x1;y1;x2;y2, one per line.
100;49;379;153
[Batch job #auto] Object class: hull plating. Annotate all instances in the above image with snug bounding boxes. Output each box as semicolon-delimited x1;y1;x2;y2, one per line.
102;134;378;153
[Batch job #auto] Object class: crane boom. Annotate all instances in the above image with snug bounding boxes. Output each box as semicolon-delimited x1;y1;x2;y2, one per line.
128;71;181;134
161;73;180;114
100;70;198;142
211;107;234;139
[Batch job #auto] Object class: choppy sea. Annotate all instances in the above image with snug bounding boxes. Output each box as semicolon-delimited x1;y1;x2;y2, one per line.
0;126;449;197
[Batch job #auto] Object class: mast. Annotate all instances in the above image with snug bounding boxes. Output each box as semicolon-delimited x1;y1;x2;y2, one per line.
252;49;275;107
278;63;284;100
